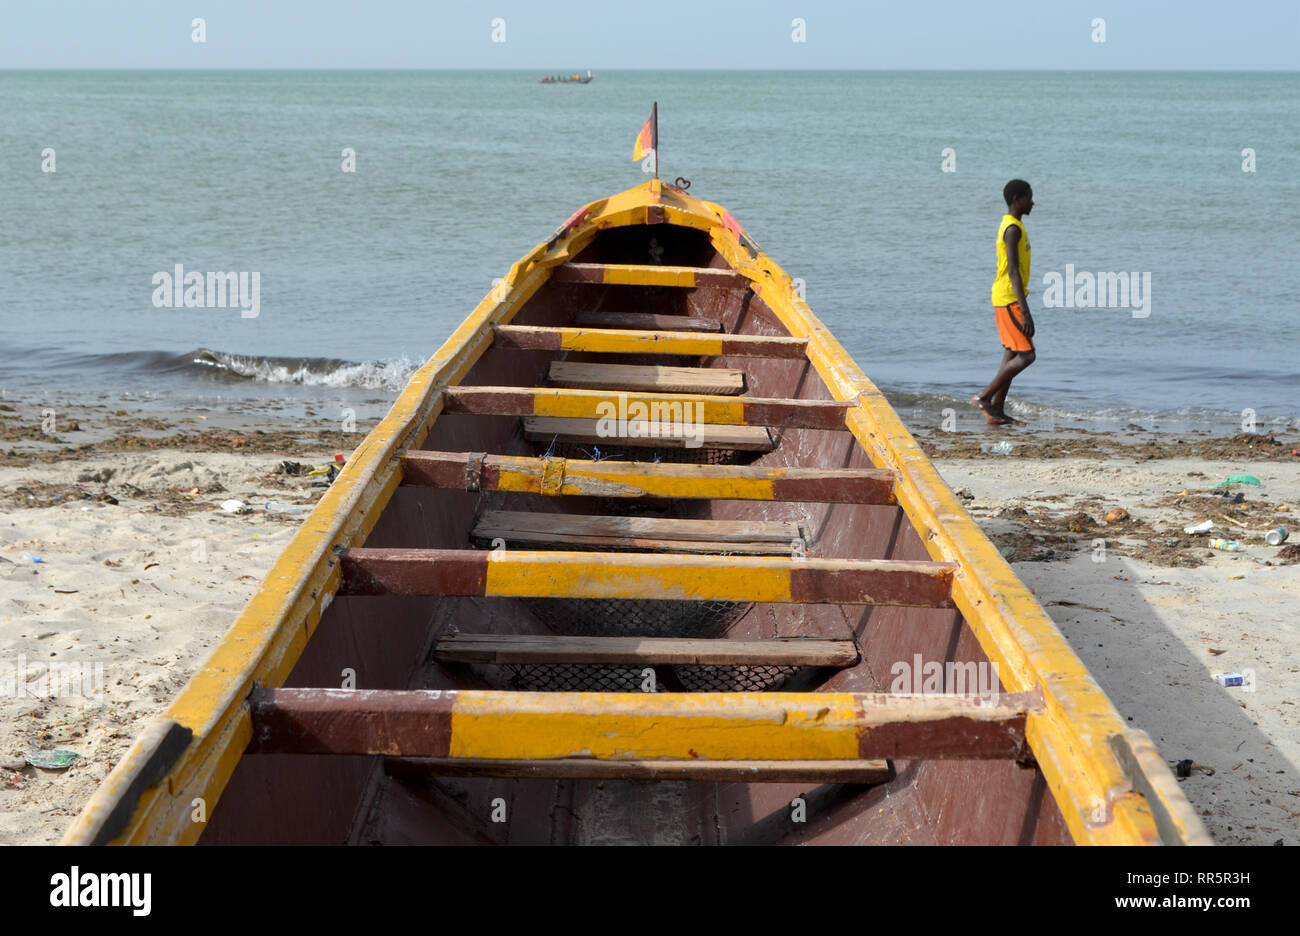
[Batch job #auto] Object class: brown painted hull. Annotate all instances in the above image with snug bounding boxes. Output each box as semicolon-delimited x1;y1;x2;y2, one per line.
66;181;1206;847
201;216;1066;845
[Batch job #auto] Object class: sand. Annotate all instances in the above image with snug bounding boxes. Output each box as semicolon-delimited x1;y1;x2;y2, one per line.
1;401;1297;845
0;401;352;845
927;444;1300;846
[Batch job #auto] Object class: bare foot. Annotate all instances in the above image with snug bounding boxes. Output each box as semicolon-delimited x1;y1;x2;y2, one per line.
985;413;1015;425
994;411;1027;427
970;394;995;415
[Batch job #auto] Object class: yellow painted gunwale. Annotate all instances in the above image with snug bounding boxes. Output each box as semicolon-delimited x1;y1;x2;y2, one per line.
62;179;1209;846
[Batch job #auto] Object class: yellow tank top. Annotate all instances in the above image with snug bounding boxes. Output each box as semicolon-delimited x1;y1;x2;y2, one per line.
991;214;1030;306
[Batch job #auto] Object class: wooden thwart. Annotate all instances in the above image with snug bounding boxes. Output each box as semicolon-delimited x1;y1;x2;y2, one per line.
247;688;1039;761
434;634;858;667
399;451;897;504
338;548;957;607
523;416;774;451
494;324;808;359
550;262;747;289
446;387;848;430
478;535;788;555
386;757;891;784
572;310;723;332
549;361;744;394
472;509;802;555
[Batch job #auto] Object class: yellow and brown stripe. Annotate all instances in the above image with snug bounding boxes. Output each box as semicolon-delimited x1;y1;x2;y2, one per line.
338;548;957;607
248;688;1039;761
492;324;808;358
442;386;851;430
550;262;746;288
398;452;898;504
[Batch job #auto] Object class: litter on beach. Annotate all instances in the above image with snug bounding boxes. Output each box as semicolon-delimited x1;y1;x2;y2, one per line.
26;750;81;770
1213;475;1262;488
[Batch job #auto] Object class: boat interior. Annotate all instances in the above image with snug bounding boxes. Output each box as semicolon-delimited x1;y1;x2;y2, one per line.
193;208;1084;846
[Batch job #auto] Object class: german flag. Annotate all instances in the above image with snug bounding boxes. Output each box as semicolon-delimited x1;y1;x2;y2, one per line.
633;102;657;161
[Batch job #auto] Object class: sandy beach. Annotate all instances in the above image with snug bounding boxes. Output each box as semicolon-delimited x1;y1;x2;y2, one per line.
922;426;1300;846
1;400;1297;845
0;400;360;845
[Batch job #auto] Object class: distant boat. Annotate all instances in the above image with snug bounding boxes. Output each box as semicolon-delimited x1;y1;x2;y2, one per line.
540;69;593;84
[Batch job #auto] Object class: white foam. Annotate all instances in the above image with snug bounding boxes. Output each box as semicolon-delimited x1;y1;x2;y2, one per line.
192;351;417;391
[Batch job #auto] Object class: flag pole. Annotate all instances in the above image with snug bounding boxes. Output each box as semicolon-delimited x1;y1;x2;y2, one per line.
653;100;659;180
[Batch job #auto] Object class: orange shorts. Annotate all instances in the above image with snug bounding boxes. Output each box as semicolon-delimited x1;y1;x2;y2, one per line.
995;302;1034;352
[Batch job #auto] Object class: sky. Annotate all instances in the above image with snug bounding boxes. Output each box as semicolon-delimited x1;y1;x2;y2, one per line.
0;0;1296;70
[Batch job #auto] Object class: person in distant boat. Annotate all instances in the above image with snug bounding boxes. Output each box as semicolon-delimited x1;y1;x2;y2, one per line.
971;180;1035;426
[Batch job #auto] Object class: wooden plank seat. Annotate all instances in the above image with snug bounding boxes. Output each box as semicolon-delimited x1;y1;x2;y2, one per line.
523;416;775;451
445;387;849;430
548;361;744;395
550;262;748;289
571;309;723;332
447;384;852;431
385;757;892;784
399;452;898;504
471;509;803;555
493;324;807;359
434;634;859;667
338;548;958;608
248;688;1039;761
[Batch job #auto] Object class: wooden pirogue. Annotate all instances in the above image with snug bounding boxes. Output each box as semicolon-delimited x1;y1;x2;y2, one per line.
65;179;1210;846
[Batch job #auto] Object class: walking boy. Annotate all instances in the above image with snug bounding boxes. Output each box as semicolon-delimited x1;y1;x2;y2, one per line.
972;179;1035;426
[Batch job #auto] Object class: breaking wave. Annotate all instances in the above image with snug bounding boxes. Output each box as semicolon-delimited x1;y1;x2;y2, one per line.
35;347;421;392
183;348;417;390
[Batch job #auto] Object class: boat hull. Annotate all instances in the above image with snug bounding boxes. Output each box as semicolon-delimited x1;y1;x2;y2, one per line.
64;181;1208;846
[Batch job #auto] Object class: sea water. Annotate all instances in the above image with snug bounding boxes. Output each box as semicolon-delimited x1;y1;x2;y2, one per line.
2;70;1296;432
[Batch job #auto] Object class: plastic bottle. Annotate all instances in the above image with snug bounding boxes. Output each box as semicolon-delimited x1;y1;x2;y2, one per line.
1207;538;1240;551
264;501;311;514
979;441;1014;456
19;551;43;563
